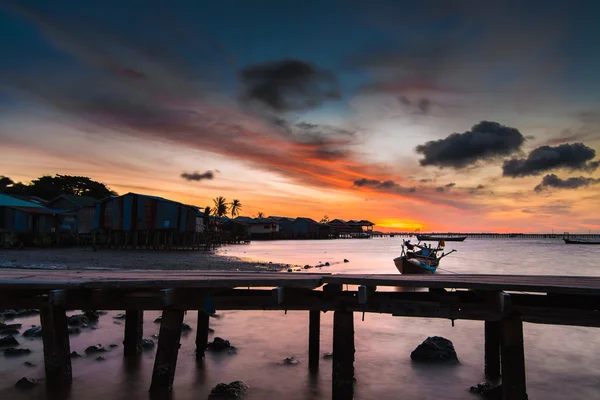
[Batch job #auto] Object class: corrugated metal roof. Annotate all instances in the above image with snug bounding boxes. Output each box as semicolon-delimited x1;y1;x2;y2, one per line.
0;194;46;208
53;194;98;208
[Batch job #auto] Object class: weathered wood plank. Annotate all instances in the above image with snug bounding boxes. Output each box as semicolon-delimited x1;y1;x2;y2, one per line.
309;310;320;372
195;311;210;359
123;310;143;356
501;316;527;400
484;320;501;381
150;309;185;393
40;302;72;390
332;310;354;400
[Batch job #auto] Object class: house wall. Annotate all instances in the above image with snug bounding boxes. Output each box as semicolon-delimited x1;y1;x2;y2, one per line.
76;207;96;234
250;223;279;234
47;197;77;211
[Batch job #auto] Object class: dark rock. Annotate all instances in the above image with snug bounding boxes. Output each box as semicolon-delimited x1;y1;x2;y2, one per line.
68;327;81;335
209;381;249;398
469;382;502;400
109;343;118;348
0;323;22;330
15;377;38;390
343;259;349;263
287;268;293;272
283;356;300;365
324;262;330;266
95;356;105;361
154;316;162;323
303;265;312;269
95;310;108;315
151;333;159;338
323;352;333;359
113;321;122;325
207;337;231;351
181;322;192;332
0;335;19;346
84;310;100;321
1;328;20;335
15;310;39;317
24;361;36;367
209;313;221;319
142;339;155;349
85;344;106;354
4;348;31;356
0;310;18;320
113;313;126;320
208;327;215;333
70;351;82;358
22;327;42;338
410;336;458;363
67;314;89;327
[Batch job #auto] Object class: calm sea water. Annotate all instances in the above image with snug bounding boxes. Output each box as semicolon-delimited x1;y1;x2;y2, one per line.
2;238;600;399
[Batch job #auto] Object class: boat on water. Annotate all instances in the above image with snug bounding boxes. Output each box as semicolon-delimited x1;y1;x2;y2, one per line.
416;234;467;242
564;238;600;245
393;240;456;275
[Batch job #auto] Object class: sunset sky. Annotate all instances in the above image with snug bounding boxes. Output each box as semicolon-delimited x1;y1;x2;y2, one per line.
1;0;600;232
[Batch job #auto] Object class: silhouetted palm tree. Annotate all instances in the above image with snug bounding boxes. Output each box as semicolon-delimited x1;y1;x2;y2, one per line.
320;215;330;224
255;211;265;218
213;196;228;217
230;199;242;217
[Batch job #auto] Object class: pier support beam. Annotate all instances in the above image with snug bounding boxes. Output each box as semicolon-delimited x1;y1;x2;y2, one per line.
123;310;143;356
309;310;320;372
332;310;354;400
150;309;185;393
195;311;210;359
40;299;72;390
484;320;501;381
501;316;527;400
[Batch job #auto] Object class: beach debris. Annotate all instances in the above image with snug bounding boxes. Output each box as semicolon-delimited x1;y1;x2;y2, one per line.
323;352;333;359
15;377;38;390
344;259;349;263
4;347;31;356
0;328;20;336
283;356;300;365
23;327;42;338
209;381;249;398
68;327;81;335
95;356;106;361
0;335;19;347
24;361;36;367
67;314;89;327
113;313;127;320
207;337;232;351
142;339;155;349
469;382;502;399
70;351;82;358
181;322;193;332
411;336;458;363
85;344;107;354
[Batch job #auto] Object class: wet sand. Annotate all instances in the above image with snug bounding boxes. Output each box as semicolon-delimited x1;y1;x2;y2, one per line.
0;247;292;272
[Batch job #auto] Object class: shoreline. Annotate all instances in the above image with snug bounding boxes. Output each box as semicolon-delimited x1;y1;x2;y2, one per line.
0;247;295;272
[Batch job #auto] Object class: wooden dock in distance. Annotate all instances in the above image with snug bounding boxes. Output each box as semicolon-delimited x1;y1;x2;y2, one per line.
2;270;600;399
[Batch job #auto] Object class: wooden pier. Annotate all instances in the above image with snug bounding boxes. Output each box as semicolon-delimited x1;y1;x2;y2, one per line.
2;270;600;399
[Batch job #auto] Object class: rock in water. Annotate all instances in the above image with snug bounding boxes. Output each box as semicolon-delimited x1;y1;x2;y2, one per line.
67;314;89;327
410;336;458;363
84;310;100;321
470;382;502;400
207;337;231;351
4;348;31;356
24;361;36;367
68;327;81;335
154;316;162;323
85;344;106;354
70;351;82;358
0;323;22;330
109;344;118;348
22;327;42;338
323;352;333;359
0;328;20;335
15;377;38;390
343;259;349;263
0;335;19;346
284;357;300;365
142;339;155;349
209;381;249;398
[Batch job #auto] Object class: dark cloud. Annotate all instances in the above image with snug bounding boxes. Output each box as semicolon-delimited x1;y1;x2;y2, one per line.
353;178;416;193
468;184;486;194
397;96;433;115
180;170;215;182
239;59;340;112
416;121;525;168
419;178;432;183
435;182;456;192
534;174;600;192
503;143;599;177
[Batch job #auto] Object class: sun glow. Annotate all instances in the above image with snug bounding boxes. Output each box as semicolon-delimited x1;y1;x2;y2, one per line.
376;219;425;231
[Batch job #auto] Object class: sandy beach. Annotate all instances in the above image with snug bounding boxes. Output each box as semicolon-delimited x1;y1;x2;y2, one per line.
0;247;291;272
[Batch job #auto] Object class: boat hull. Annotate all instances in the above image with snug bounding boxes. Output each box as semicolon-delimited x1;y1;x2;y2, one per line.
394;256;436;275
416;235;466;242
564;239;600;245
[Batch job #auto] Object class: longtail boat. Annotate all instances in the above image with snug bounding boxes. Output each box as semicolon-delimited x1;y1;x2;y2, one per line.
393;240;456;275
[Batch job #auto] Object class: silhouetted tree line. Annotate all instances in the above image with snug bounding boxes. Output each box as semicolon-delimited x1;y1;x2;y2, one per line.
0;174;117;200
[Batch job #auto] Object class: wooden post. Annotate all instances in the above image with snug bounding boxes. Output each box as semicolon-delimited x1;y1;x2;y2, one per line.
40;303;72;389
123;310;143;356
150;309;185;392
501;316;527;400
195;311;210;359
332;310;354;400
309;310;320;372
484;320;501;380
